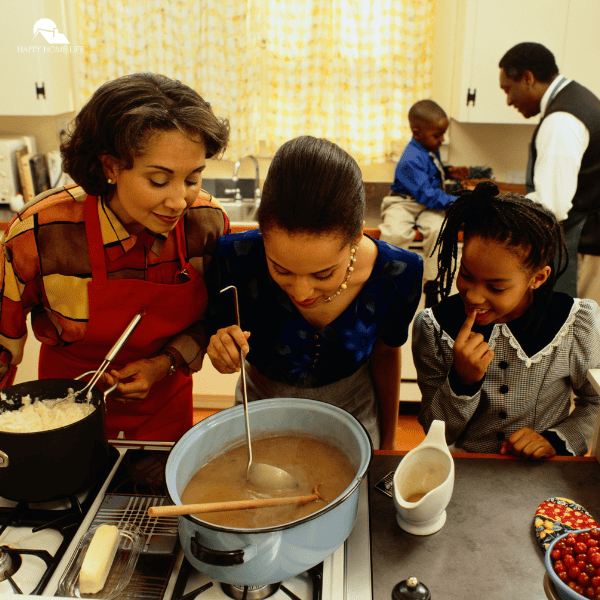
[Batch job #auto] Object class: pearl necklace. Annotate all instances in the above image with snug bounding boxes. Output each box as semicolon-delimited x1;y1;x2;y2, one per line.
324;244;358;303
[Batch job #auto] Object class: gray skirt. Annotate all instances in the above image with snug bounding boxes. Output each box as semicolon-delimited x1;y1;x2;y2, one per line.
235;361;381;449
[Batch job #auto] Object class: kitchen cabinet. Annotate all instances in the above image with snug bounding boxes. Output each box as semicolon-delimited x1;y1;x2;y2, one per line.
445;0;599;124
0;0;75;116
561;0;600;99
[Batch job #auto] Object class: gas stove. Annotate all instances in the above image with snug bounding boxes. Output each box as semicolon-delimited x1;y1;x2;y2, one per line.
0;444;122;597
0;440;372;600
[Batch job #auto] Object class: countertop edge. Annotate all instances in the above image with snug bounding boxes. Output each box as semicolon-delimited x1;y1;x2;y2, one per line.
374;450;596;461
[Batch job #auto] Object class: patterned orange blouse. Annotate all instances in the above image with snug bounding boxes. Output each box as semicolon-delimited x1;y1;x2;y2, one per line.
0;184;229;386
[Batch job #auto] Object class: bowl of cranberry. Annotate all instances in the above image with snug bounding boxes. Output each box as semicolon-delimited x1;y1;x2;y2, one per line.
546;528;600;599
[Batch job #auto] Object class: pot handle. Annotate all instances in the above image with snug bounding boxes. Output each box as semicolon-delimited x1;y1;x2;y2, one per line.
103;382;118;399
190;533;257;566
74;372;117;400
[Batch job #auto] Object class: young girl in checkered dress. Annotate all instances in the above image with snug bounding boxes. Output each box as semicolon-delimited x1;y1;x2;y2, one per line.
413;181;600;458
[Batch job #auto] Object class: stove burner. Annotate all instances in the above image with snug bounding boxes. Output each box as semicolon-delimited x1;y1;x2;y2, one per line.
220;582;281;600
0;445;121;596
0;546;52;594
0;547;18;581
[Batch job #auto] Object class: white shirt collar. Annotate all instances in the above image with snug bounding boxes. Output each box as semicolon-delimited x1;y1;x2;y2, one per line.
540;75;571;116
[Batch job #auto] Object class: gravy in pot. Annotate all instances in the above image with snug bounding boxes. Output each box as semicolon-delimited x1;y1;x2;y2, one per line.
181;434;356;528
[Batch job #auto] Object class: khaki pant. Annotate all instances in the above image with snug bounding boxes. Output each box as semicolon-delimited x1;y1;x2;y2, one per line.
578;253;600;305
379;195;445;282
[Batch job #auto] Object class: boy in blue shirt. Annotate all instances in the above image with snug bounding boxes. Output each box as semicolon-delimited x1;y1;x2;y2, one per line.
379;100;465;307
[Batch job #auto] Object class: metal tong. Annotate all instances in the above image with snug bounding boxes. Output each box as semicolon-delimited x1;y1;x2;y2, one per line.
49;311;144;406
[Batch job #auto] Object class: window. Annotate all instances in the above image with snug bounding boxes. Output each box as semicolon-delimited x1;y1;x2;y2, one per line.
73;0;434;164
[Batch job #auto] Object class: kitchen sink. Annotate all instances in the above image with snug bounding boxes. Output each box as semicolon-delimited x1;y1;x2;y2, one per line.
219;200;258;225
202;178;259;225
202;178;255;200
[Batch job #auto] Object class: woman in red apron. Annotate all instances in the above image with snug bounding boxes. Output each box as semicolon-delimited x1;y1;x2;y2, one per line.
0;73;230;441
38;195;208;440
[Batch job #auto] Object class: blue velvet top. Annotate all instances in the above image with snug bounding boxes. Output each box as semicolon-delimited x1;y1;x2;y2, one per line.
206;229;423;388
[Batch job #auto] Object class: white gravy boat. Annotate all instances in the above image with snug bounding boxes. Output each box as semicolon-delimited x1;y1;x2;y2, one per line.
393;419;455;535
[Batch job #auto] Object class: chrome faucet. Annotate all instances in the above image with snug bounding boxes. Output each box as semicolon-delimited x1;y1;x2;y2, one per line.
230;155;261;203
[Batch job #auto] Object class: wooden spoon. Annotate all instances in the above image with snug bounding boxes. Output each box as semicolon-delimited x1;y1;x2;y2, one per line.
148;485;325;517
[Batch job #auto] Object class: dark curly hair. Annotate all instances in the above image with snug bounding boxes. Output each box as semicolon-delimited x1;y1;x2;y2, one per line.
434;181;567;331
499;42;559;83
257;136;365;246
60;72;230;196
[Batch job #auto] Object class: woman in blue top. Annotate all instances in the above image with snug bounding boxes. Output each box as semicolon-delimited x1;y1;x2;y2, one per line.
206;136;423;449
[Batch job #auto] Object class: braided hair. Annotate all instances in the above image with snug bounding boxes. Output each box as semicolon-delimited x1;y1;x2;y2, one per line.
434;181;567;331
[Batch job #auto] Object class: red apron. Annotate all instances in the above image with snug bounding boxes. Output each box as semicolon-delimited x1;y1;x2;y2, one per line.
38;195;208;441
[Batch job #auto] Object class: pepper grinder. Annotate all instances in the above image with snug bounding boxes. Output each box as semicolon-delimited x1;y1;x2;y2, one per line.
392;577;431;600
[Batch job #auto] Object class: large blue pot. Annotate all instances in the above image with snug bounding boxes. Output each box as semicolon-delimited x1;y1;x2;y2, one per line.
165;397;372;586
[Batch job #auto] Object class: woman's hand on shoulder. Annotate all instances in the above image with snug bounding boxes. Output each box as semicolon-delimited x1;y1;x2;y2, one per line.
101;356;169;402
207;326;250;374
500;427;557;460
453;310;494;385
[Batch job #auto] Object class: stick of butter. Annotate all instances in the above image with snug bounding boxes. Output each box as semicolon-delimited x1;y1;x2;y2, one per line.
79;524;120;594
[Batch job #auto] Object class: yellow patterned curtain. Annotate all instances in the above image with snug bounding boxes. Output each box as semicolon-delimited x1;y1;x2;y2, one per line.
72;0;433;163
72;0;262;159
265;0;434;164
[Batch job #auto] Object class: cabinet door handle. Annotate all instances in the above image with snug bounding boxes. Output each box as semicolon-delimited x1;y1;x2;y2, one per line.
36;82;46;99
466;88;476;106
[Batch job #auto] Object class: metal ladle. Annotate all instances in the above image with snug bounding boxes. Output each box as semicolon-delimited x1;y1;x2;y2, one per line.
220;286;298;491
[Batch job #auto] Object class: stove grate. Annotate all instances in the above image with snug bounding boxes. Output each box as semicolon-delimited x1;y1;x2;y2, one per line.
0;543;66;595
171;557;324;600
93;494;179;554
0;444;121;596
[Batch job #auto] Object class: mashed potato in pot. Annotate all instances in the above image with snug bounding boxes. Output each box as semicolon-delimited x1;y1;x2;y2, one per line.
0;391;95;433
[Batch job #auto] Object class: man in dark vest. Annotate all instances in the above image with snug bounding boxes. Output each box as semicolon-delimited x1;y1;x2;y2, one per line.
499;42;600;299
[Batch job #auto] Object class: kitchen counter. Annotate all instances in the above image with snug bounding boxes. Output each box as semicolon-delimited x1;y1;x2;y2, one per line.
369;451;600;600
0;181;526;234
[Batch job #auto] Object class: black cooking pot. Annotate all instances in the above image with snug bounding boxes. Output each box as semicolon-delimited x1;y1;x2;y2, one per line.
0;379;110;502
